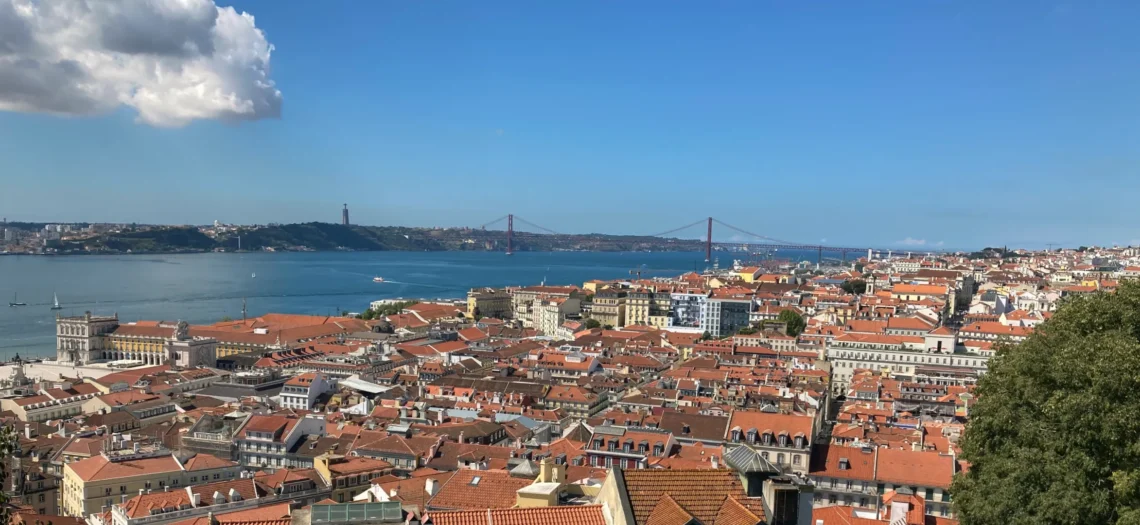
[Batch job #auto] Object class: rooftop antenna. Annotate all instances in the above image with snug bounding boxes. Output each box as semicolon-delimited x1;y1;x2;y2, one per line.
242;298;247;321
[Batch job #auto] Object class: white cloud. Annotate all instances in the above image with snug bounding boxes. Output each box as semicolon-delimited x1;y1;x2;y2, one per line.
896;237;927;246
0;0;281;127
820;238;828;243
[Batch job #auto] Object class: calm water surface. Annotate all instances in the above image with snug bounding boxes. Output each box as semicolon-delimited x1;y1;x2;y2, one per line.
0;250;818;358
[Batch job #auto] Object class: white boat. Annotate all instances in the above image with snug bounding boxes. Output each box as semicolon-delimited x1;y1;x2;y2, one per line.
373;277;385;283
51;292;62;310
9;292;26;307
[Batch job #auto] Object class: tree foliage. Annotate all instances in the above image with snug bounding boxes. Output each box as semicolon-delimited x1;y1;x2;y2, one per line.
841;279;867;295
953;280;1140;525
777;310;806;337
584;319;602;329
359;300;419;320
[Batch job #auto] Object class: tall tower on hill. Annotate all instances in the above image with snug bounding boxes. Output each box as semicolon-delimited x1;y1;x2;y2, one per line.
342;204;350;226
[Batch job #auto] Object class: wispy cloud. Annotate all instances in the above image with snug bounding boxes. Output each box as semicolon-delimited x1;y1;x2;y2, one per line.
820;238;828;243
935;241;945;247
895;237;927;246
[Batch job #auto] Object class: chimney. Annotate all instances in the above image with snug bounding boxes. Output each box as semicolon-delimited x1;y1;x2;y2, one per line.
57;421;67;438
133;442;140;453
458;431;465;444
191;493;201;507
711;455;720;469
539;458;551;483
425;478;438;496
139;489;145;496
24;425;32;439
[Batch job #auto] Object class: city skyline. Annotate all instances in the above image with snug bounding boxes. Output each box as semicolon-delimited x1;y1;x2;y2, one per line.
3;1;1140;248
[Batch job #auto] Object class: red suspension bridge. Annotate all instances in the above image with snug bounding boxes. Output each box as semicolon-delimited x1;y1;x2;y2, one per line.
477;215;931;263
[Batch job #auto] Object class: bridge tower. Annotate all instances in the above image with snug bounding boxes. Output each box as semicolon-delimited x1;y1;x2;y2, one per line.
705;217;713;262
506;214;514;255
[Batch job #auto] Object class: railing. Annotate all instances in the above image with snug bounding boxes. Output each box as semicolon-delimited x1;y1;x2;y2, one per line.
188;432;230;442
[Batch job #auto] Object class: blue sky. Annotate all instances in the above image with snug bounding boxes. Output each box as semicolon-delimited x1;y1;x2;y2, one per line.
2;1;1139;250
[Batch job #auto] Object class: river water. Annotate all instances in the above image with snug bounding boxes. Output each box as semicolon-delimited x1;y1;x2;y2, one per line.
0;250;816;359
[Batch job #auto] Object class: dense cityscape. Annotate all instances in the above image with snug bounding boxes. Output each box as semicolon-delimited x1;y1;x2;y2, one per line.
5;0;1138;523
2;245;1132;525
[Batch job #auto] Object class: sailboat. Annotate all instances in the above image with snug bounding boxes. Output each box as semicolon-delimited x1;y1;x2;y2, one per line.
51;292;62;311
9;292;26;307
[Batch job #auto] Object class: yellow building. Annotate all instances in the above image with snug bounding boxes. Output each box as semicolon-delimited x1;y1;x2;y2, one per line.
626;290;652;326
314;455;394;503
736;266;762;283
590;290;626;328
62;448;240;518
466;288;511;318
105;324;170;366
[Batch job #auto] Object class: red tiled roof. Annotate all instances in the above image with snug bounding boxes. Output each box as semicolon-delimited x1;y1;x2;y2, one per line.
182;453;238;472
646;494;694;525
167;502;291;525
874;448;955;489
619;469;765;525
426;505;608;525
809;445;876;480
428;469;531;511
66;454;182;482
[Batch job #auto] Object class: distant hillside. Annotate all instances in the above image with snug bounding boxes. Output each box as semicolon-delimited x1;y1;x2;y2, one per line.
50;223;706;254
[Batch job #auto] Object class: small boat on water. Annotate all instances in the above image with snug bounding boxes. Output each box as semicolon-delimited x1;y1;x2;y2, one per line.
51;292;62;310
373;277;385;283
9;292;26;307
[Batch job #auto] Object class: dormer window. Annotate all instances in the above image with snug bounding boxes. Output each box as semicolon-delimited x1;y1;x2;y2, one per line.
682;424;690;435
839;458;850;470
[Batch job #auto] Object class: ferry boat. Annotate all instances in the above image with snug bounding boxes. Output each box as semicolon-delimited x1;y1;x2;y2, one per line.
373;277;385;283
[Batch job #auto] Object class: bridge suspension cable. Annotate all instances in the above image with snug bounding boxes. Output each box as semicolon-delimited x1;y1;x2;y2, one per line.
513;216;561;236
479;215;510;229
644;218;709;238
711;218;802;246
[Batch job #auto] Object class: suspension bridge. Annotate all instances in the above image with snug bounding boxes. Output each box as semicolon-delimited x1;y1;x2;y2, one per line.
474;215;937;263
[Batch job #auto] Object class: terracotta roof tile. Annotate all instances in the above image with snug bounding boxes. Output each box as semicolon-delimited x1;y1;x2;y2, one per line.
620;469;765;525
426;505;607;525
645;494;694;525
427;469;531;511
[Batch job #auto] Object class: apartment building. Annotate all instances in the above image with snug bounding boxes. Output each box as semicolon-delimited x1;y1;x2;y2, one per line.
725;410;815;474
827;333;989;394
280;372;334;410
809;445;957;518
591;289;626;328
61;444;240;518
700;297;752;338
235;414;327;469
466;288;511;318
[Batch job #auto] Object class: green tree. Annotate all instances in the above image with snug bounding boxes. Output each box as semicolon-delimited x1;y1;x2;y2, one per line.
853;262;865;273
701;330;711;341
841;279;867;295
737;326;757;335
220;315;233;322
584;319;602;329
777;310;806;337
603;324;614;330
953;280;1140;525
